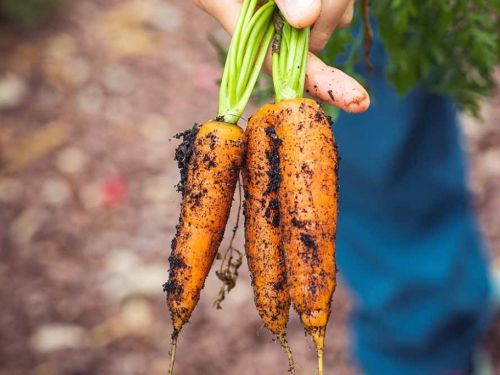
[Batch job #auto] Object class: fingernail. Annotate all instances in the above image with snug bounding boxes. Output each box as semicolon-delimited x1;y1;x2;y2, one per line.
344;91;370;113
282;0;319;28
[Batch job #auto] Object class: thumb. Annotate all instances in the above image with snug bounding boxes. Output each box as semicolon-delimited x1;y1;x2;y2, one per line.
275;0;321;28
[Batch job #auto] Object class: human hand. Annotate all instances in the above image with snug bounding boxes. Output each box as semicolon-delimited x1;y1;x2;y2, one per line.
195;0;370;113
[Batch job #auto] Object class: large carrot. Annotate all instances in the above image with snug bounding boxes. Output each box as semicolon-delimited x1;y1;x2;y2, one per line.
163;1;276;374
242;105;295;373
275;98;338;374
271;17;339;375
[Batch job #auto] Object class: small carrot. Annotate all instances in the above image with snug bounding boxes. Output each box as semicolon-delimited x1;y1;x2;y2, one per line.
242;105;295;373
163;1;276;374
165;121;244;370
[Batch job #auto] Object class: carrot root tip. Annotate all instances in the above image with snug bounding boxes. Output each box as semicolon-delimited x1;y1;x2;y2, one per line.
169;333;179;375
317;347;324;375
278;336;295;375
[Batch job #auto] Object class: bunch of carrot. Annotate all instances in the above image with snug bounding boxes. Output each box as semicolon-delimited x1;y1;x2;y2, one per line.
164;1;339;374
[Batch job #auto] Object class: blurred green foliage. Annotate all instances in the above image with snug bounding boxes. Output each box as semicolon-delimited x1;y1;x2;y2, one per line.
0;0;61;25
320;0;500;117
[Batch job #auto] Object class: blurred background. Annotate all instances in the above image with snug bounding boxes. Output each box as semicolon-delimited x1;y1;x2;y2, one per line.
0;1;499;374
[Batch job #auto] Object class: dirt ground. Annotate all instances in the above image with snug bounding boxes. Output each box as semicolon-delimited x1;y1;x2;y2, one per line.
0;1;498;374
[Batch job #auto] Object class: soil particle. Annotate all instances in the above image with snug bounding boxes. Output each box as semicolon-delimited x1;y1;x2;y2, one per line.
163;278;183;298
171;224;181;250
174;124;201;195
301;163;313;177
190;191;202;207
308;284;318;296
300;233;317;251
327;90;335;102
273;280;285;291
264;198;281;228
264;126;283;195
168;253;187;270
202;154;217;169
271;212;280;227
314;111;323;123
334;142;340;183
291;217;306;228
268;198;279;210
299;102;306;114
207;132;217;150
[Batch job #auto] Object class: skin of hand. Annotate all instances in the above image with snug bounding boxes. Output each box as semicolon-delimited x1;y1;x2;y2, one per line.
194;0;370;113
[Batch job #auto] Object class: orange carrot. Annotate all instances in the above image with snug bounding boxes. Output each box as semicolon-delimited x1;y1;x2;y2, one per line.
268;13;340;373
242;105;294;373
164;122;243;372
273;98;339;375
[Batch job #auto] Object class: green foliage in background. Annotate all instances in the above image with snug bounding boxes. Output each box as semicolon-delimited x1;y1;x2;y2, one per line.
320;0;500;117
0;0;61;25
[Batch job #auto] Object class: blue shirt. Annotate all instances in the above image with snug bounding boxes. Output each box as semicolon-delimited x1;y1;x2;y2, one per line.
332;30;492;375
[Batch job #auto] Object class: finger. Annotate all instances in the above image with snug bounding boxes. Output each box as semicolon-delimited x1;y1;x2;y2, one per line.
337;0;354;29
264;52;369;112
275;0;322;28
200;0;243;35
309;0;351;53
304;53;370;113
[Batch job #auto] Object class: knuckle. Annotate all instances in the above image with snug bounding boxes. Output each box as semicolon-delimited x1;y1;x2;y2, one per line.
193;0;205;10
338;5;354;28
309;33;329;53
309;40;326;53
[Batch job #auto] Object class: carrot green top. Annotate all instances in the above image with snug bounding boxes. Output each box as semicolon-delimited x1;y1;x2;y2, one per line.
217;0;276;124
272;14;310;103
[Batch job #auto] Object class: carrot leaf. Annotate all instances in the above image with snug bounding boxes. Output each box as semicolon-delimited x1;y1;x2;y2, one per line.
272;14;310;103
217;0;276;124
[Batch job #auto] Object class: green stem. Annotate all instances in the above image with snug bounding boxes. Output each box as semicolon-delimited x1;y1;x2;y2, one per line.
272;49;282;100
227;23;275;124
237;25;267;98
272;14;310;103
237;4;275;97
230;0;257;100
241;0;259;42
237;1;275;66
286;26;299;73
297;27;310;95
218;0;276;124
279;22;290;77
219;0;248;110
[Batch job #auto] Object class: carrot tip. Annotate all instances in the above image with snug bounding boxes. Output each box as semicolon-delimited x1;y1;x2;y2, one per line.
317;347;324;375
278;336;295;375
169;334;178;375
